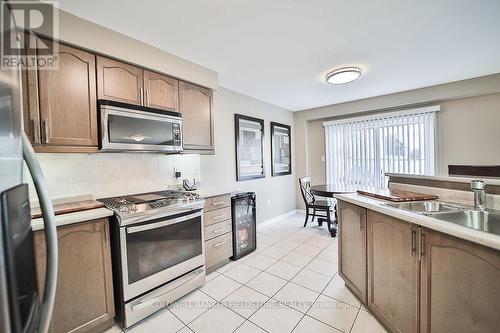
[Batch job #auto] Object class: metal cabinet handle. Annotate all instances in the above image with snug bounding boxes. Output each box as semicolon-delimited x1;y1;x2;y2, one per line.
130;268;203;311
30;119;39;143
211;214;226;221
410;226;416;257
42;119;49;144
417;227;425;261
140;87;144;106
212;201;226;206
211;227;224;234
214;241;226;248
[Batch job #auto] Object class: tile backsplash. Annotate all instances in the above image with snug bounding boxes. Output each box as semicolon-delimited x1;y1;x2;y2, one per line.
24;153;201;200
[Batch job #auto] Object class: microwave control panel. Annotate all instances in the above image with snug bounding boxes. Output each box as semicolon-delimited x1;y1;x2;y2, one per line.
173;123;182;146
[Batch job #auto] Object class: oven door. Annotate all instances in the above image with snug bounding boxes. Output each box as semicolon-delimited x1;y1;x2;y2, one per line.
100;103;183;152
119;210;204;300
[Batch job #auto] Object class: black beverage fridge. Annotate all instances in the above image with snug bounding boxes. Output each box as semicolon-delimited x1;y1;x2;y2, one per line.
231;192;256;260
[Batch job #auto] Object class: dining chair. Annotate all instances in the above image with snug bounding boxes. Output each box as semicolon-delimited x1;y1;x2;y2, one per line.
298;176;337;237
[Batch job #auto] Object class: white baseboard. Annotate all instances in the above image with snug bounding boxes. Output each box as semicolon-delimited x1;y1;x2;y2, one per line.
260;209;299;225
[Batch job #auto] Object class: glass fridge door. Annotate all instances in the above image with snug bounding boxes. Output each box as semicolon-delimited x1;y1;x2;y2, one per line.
232;194;256;259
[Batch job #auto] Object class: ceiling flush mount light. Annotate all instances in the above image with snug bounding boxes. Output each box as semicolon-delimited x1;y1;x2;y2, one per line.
326;67;362;85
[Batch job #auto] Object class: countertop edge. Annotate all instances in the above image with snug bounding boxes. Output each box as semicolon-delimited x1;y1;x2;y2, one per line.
197;189;238;198
31;207;114;231
334;193;500;252
386;173;500;186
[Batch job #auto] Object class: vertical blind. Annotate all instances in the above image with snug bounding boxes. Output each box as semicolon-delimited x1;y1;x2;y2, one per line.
324;106;438;188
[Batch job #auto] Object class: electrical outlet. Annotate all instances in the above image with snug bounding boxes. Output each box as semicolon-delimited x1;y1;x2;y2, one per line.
267;199;271;207
321;156;325;162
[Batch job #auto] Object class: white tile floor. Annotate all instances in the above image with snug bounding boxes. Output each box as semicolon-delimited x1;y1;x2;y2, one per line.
106;213;387;333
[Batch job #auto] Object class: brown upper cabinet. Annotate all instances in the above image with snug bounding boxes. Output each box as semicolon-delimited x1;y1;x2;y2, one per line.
23;38;216;153
143;69;179;110
96;57;180;112
96;56;143;105
24;37;98;152
179;81;214;152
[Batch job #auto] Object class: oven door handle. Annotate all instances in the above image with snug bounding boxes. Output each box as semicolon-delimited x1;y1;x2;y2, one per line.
130;267;204;312
126;211;202;234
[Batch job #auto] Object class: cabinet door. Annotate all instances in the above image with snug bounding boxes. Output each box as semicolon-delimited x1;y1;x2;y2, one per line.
205;232;233;273
179;81;214;151
35;219;115;333
96;56;143;105
21;34;40;144
367;211;419;333
37;39;98;146
337;200;367;304
143;70;179;111
420;228;500;333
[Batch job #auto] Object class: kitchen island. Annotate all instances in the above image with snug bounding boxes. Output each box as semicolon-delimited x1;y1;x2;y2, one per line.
334;174;500;333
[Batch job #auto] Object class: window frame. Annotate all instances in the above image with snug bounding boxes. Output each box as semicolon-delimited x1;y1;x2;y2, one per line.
323;105;439;188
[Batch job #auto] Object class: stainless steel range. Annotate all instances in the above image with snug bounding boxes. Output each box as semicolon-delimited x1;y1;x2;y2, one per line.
98;190;206;328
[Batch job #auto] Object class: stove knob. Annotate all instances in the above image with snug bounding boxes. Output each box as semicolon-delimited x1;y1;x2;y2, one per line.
130;204;138;212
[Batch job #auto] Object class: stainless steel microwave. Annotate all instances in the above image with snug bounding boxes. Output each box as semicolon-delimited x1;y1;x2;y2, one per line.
98;100;183;152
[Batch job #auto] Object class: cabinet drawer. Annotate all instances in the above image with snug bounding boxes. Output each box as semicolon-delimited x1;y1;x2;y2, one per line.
204;207;231;227
204;194;231;212
204;220;232;241
205;233;232;269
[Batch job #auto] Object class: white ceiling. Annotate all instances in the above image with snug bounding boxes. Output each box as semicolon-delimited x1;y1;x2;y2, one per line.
58;0;500;111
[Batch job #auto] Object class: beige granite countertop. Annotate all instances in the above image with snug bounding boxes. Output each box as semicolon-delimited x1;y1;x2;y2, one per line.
31;188;238;231
195;187;235;198
386;173;500;186
335;193;500;251
31;207;114;231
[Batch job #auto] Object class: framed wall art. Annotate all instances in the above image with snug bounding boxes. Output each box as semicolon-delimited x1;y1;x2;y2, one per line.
270;122;291;176
235;114;265;181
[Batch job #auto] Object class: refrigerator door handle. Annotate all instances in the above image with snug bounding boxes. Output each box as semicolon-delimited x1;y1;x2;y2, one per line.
22;133;58;333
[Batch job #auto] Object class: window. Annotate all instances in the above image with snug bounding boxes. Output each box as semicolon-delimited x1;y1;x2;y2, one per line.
324;106;438;188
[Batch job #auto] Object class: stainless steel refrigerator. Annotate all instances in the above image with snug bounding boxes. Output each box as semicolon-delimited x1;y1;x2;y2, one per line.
0;1;58;332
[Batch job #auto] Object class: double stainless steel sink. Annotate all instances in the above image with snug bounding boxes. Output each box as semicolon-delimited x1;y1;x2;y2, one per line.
384;201;500;236
384;201;466;214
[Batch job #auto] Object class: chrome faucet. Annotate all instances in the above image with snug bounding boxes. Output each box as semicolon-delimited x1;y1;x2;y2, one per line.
471;180;486;210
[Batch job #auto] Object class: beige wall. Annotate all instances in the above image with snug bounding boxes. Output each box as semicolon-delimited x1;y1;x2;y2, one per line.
294;74;500;209
438;93;500;172
200;88;296;223
49;9;218;89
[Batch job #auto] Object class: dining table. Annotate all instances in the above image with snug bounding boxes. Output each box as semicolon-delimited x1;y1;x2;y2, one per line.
310;184;362;198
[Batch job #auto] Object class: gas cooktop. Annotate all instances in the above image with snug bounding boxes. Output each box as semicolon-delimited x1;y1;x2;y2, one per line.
97;190;204;224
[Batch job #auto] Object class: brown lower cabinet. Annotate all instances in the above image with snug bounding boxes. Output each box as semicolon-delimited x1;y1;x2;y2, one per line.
367;210;419;333
34;219;115;333
337;200;367;304
420;228;500;333
338;200;500;333
203;194;233;272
